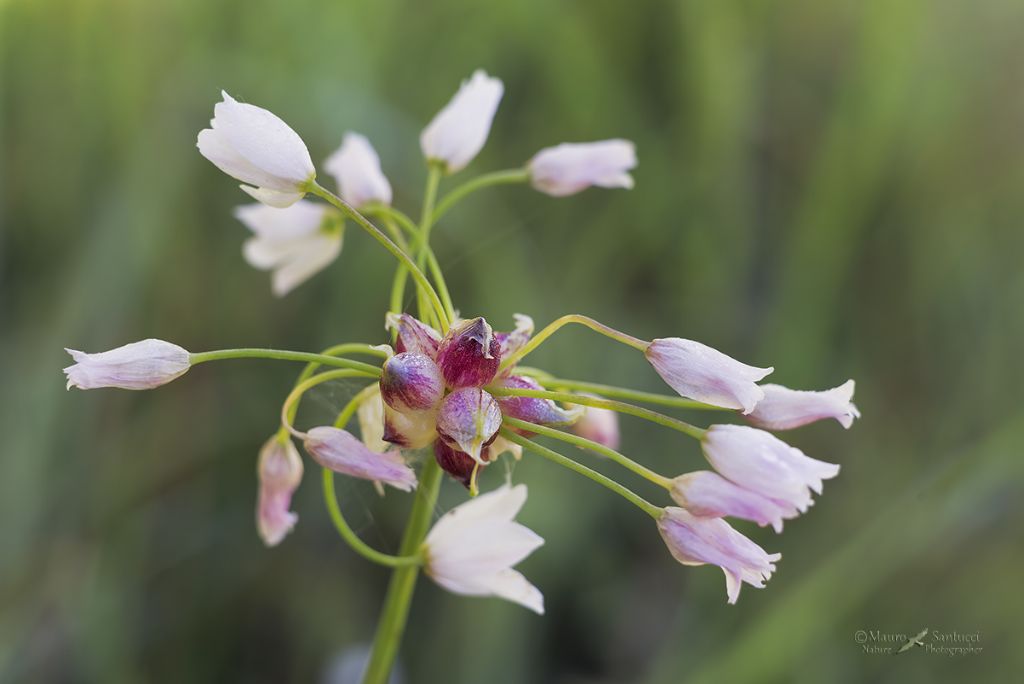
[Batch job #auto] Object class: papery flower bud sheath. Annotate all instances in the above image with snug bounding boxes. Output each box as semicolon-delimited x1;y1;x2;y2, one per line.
197;91;315;207
386;312;442;359
382;404;438;450
571;397;621;450
436;317;501;388
493;376;582;428
746;381;860;431
494;314;534;358
304;427;417;492
420;70;504;173
528;140;637;197
658;507;781;604
379;352;445;413
436;388;502;463
671;471;799;534
235;201;342;297
64;339;191;390
357;387;390;453
702;425;840;513
645;338;773;414
256;437;303;546
324;132;393;208
425;484;544;614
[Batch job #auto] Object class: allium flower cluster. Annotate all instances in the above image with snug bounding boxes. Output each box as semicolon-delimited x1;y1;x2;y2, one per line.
64;67;861;670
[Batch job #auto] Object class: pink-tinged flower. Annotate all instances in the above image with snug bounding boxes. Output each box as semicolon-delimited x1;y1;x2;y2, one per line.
746;380;860;431
645;338;773;414
493;376;582;428
323;132;393;208
256;436;303;546
64;339;191;390
658;507;780;604
436;317;501;388
670;471;800;534
436;388;502;463
528;140;637;197
424;484;544;614
381;405;438;450
494;313;534;362
304;426;417;492
702;425;840;513
385;312;442;359
421;70;504;173
379;352;445;413
235;201;342;297
197;91;315;207
571;397;621;450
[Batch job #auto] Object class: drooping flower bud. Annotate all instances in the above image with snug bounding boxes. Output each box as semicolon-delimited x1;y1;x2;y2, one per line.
381;405;438;450
493;376;582;429
304;426;417;492
436;388;502;463
197;91;315;207
657;507;781;604
746;380;860;431
323;132;392;208
670;471;799;534
645;338;773;414
256;436;304;546
379;352;445;413
436;317;501;388
571;397;621;450
701;425;840;513
63;339;191;390
527;140;637;197
420;70;504;174
424;484;544;614
385;312;442;359
235;201;342;297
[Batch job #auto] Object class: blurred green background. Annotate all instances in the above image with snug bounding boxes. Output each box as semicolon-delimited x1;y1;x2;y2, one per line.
2;0;1022;682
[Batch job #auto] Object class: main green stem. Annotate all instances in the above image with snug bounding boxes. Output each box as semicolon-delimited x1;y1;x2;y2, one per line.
362;457;443;684
362;164;449;684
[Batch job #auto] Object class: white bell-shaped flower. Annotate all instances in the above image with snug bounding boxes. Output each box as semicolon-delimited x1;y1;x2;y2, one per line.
420;70;504;173
424;484;544;614
234;201;342;297
197;91;315;207
324;132;393;208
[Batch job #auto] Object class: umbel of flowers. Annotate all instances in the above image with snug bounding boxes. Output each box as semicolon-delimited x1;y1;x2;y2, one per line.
64;70;859;683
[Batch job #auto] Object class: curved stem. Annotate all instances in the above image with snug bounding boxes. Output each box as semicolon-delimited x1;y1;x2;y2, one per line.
497;315;648;373
500;428;661;518
190;348;382;376
308;183;449;332
488;386;706;440
501;417;672;489
275;344;391;442
536;377;724;411
432;168;529;223
322;469;423;568
279;369;378;437
363;457;444;684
